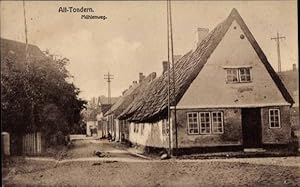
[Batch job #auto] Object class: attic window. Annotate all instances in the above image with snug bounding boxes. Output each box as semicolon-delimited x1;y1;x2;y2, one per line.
226;67;251;83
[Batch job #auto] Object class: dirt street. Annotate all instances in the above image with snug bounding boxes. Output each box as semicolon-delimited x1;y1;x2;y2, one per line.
2;139;300;186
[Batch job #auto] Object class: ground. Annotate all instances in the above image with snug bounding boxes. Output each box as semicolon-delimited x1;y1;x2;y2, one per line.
2;137;300;186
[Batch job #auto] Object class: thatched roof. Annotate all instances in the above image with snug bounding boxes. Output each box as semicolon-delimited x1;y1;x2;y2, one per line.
1;38;46;66
117;9;293;122
98;96;120;106
105;72;157;117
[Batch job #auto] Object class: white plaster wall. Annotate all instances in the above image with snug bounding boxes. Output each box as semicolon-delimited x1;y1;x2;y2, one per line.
128;120;169;148
115;119;120;141
178;20;288;108
86;121;96;136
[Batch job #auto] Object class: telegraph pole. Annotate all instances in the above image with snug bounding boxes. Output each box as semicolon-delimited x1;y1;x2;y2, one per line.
271;32;286;72
166;0;171;157
166;0;177;156
104;72;113;137
23;0;35;133
104;72;114;105
168;0;178;156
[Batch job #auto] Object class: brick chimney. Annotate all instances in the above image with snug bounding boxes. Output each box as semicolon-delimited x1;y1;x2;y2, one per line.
196;28;209;47
133;81;138;85
139;73;145;83
293;64;297;71
162;61;169;73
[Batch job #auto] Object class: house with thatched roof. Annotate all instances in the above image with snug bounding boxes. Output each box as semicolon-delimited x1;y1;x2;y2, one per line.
104;72;157;142
118;8;294;154
91;95;119;137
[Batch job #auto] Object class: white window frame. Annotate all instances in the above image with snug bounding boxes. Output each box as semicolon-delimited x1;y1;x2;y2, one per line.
211;111;224;134
187;112;199;135
239;68;251;83
226;67;251;83
199;112;211;135
226;69;239;83
269;109;281;128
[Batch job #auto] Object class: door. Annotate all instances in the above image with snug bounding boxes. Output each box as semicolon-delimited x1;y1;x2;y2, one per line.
241;108;262;148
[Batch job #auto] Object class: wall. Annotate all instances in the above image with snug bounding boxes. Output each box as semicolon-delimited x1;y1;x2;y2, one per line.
120;120;130;142
86;121;97;136
114;119;120;141
261;106;292;144
174;108;242;148
128;120;169;148
177;20;289;109
290;107;299;131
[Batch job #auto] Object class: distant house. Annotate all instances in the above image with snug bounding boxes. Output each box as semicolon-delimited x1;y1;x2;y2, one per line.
104;72;156;142
118;8;294;154
96;95;119;138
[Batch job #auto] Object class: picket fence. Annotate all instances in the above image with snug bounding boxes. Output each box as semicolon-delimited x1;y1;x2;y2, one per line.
22;132;42;155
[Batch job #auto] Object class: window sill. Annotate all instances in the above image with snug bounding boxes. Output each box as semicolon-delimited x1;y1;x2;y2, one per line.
226;81;252;84
187;133;224;136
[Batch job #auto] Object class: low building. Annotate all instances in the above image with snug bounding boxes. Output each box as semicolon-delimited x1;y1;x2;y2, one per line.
118;8;294;154
105;72;157;142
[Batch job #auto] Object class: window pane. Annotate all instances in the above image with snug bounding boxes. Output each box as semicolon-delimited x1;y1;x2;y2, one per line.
269;109;280;128
239;68;251;82
200;112;211;134
212;112;224;133
227;69;238;83
188;113;199;134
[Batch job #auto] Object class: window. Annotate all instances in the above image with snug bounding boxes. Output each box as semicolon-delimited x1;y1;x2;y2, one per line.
239;68;251;82
187;112;199;134
199;112;211;134
212;112;224;134
226;67;251;83
227;69;239;83
162;119;169;136
269;109;281;128
187;111;224;135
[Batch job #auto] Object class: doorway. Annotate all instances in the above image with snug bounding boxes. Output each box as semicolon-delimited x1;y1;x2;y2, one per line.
241;108;262;148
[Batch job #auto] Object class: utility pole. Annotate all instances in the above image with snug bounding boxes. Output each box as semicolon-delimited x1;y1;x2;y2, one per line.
168;0;178;156
166;0;177;157
23;0;35;133
104;72;114;105
166;0;171;157
271;32;286;72
104;72;113;137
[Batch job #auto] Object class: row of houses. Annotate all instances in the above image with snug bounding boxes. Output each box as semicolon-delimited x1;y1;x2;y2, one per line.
97;8;298;154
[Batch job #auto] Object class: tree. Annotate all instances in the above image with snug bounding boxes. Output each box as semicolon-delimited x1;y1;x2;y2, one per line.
1;41;86;145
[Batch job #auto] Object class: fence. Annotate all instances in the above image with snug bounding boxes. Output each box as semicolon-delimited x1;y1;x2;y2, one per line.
22;132;42;155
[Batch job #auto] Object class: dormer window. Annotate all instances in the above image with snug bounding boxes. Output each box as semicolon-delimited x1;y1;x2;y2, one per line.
225;67;251;83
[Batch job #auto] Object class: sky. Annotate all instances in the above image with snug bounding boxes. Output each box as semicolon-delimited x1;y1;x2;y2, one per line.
1;1;298;100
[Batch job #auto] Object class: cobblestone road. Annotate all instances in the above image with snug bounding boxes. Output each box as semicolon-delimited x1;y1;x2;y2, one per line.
3;139;300;186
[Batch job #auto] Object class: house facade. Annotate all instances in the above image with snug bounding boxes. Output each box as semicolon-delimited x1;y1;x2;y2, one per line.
105;72;157;142
118;8;294;154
